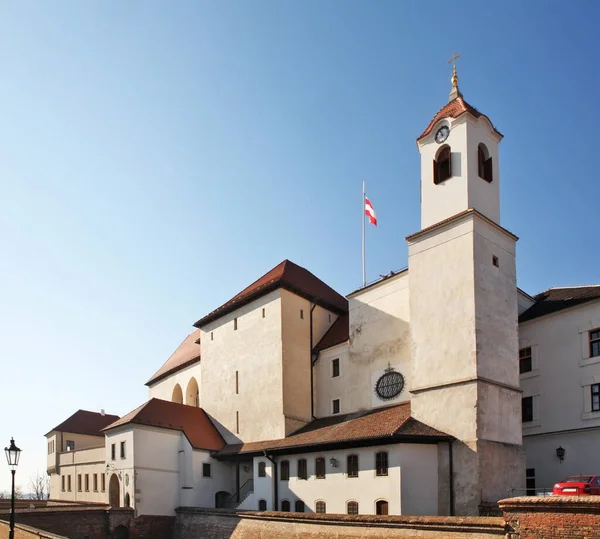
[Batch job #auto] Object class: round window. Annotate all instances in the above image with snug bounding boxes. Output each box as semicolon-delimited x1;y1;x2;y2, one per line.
375;369;404;401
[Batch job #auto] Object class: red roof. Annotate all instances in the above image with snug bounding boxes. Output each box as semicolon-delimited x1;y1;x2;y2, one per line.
103;398;225;452
218;403;449;456
314;312;349;353
195;260;348;328
417;96;502;142
146;329;201;387
47;410;120;437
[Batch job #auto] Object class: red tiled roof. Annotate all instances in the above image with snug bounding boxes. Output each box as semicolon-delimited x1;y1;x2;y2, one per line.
217;403;449;456
146;330;201;387
103;398;225;452
314;313;349;353
417;96;502;142
47;410;120;437
519;286;600;323
194;260;348;328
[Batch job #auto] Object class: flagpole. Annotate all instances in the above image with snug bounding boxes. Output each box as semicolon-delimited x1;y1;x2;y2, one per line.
362;180;366;287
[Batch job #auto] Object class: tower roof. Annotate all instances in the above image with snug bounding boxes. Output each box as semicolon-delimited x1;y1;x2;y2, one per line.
146;329;201;387
417;95;502;142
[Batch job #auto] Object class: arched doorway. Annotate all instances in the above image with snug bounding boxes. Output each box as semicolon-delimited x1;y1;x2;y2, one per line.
215;491;230;508
172;384;183;404
186;377;199;407
109;474;120;508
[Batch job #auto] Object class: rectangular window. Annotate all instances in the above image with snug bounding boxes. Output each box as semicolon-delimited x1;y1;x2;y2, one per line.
111;443;116;460
234;318;238;330
347;454;359;478
315;457;326;479
332;399;340;414
48;442;51;455
101;474;105;492
211;331;213;341
492;255;499;267
262;308;265;318
120;441;126;459
77;474;82;492
84;474;89;492
280;460;289;481
202;463;211;477
526;468;536;496
522;396;534;423
519;347;532;374
300;309;304;319
298;458;308;480
592;384;600;412
61;476;65;492
236;411;239;434
66;440;75;451
93;474;98;492
258;462;266;477
332;358;340;378
316;501;326;514
68;475;72;492
590;329;600;358
236;371;239;394
376;451;388;476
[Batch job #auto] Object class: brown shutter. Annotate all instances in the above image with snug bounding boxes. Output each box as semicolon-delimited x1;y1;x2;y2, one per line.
433;159;439;185
484;157;493;182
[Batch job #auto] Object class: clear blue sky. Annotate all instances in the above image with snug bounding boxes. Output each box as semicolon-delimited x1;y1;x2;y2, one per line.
1;1;598;492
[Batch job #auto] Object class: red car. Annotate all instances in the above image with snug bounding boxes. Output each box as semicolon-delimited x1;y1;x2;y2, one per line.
552;476;600;496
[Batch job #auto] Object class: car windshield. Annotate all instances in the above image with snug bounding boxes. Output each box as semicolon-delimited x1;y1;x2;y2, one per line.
563;477;593;483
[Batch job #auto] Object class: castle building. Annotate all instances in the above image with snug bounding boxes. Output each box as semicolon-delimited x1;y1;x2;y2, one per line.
45;71;600;517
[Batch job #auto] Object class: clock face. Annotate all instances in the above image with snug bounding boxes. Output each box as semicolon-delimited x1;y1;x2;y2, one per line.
435;126;449;144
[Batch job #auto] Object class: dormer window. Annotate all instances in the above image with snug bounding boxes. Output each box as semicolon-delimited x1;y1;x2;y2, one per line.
433;145;451;184
478;143;493;182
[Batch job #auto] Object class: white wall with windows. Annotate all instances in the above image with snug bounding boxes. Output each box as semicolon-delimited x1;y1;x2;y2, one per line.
147;362;201;407
238;443;439;516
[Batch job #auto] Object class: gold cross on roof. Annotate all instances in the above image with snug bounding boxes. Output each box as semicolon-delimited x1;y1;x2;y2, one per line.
448;51;461;66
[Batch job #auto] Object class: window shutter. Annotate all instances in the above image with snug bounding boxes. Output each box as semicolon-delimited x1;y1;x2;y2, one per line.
433;159;439;185
484;157;493;182
447;150;452;178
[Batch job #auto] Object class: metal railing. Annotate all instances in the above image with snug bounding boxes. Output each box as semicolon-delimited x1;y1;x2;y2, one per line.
506;487;554;497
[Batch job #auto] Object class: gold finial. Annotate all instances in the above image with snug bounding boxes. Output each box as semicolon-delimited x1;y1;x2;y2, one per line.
448;52;461;101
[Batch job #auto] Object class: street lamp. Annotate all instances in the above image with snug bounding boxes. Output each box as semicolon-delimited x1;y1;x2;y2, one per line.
5;438;22;539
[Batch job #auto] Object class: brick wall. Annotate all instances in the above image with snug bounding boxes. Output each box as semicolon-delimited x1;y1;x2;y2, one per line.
0;519;67;539
175;508;507;539
129;515;175;539
499;496;600;539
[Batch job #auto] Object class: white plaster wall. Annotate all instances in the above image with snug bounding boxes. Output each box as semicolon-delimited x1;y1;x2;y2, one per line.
245;444;437;515
322;273;411;415
147;362;201;406
105;427;136;510
200;291;286;444
418;114;501;229
51;457;107;503
520;299;600;436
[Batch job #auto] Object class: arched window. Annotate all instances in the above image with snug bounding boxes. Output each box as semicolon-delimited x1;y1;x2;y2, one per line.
186;377;199;407
347;454;359;478
347;501;358;515
433;145;452;184
297;458;308;480
375;451;388;476
258;462;266;477
258;499;267;511
172;384;183;404
280;460;289;481
376;499;388;515
315;500;326;514
294;500;305;512
315;457;326;479
281;500;290;512
478;143;493;182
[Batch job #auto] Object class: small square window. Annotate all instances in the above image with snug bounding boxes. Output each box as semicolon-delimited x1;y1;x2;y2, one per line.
590;329;600;358
203;463;211;477
332;399;340;414
519;347;532;374
492;255;499;267
332;358;340;378
66;440;75;451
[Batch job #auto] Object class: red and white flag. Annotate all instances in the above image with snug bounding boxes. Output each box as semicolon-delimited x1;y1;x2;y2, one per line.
365;197;377;226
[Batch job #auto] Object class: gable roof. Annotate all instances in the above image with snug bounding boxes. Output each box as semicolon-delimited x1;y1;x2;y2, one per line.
314;312;349;353
47;410;120;437
194;260;348;328
146;329;201;387
217;403;450;457
417;96;502;142
519;285;600;323
103;398;225;452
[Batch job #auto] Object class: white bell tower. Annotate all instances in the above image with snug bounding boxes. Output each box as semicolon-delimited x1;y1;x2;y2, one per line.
417;62;503;230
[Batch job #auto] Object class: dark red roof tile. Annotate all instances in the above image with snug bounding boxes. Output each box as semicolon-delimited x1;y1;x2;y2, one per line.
146;330;201;387
47;410;120;437
103;398;225;452
314;313;349;352
519;286;600;323
417;96;502;142
217;403;449;456
195;260;348;328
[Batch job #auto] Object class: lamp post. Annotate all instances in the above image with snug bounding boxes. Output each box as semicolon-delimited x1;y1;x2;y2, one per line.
5;438;22;539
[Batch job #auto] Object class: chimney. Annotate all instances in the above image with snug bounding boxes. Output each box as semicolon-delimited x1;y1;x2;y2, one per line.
101;409;105;416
